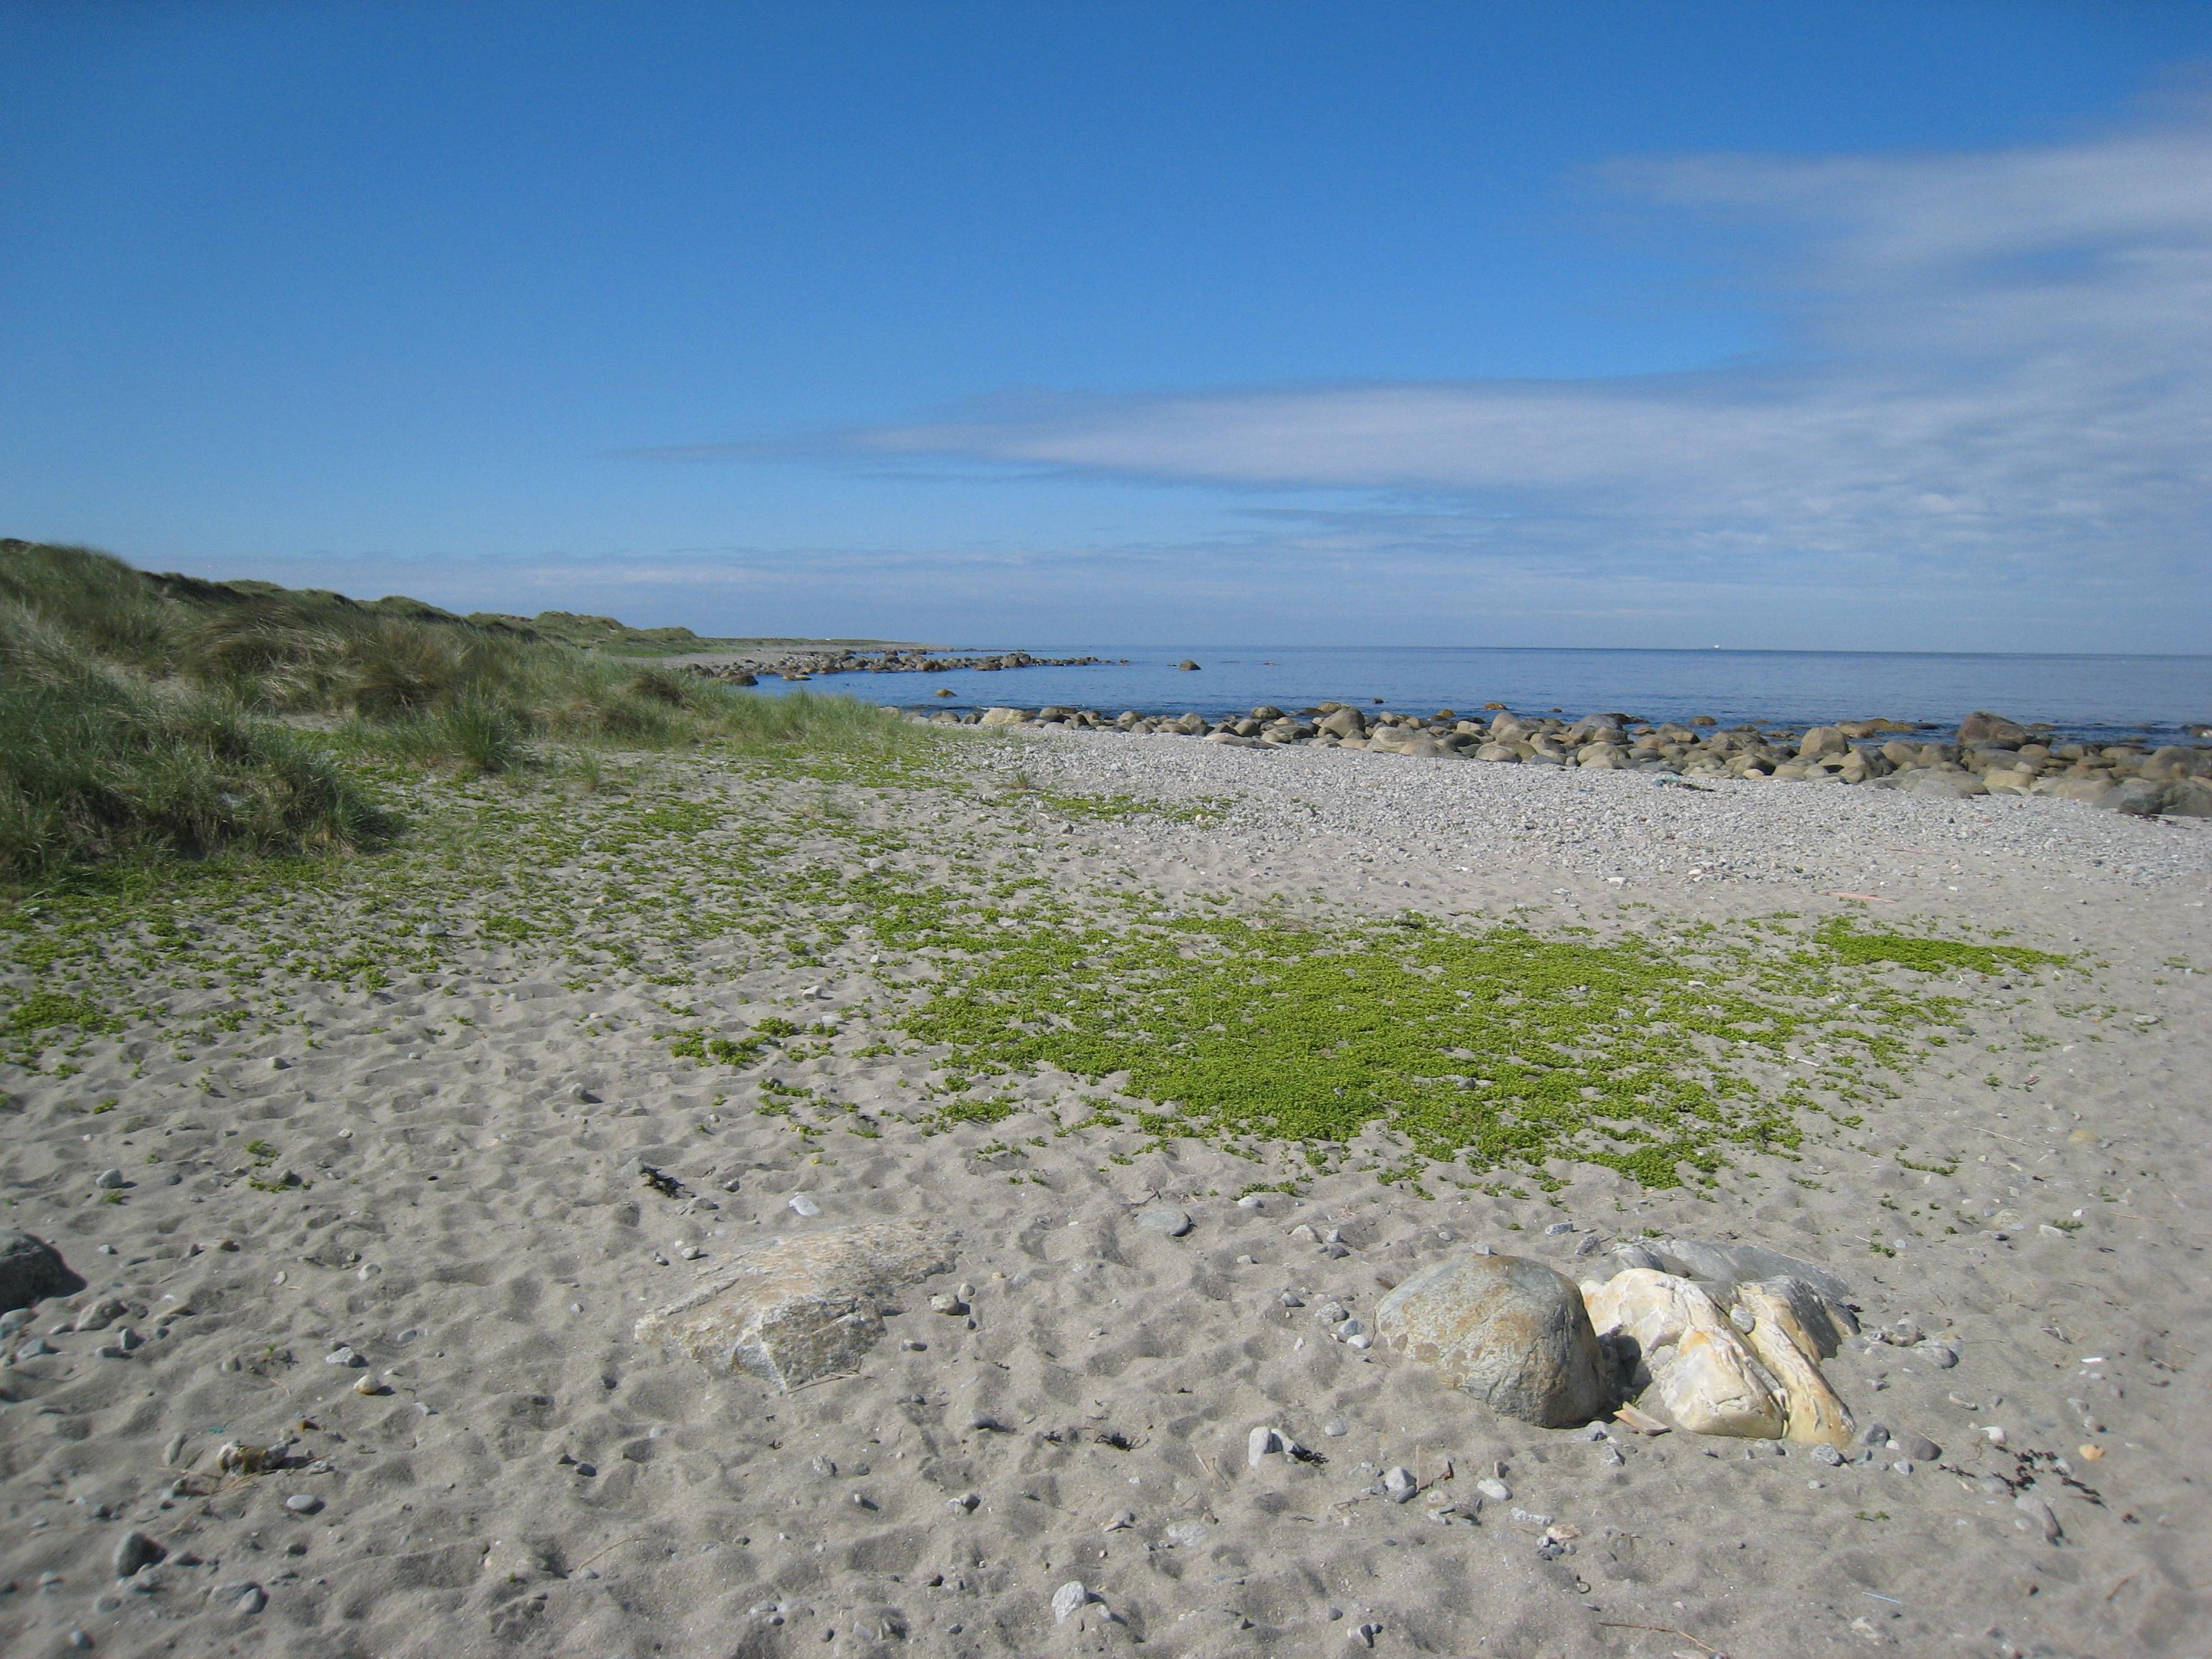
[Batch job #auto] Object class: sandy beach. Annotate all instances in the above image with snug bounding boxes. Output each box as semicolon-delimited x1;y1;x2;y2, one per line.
3;725;2208;1659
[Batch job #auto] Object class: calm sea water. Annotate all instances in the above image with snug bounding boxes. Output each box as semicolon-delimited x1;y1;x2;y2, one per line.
755;646;2212;745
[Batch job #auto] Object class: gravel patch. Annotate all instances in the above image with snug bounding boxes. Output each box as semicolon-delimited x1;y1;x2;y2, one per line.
971;727;2212;894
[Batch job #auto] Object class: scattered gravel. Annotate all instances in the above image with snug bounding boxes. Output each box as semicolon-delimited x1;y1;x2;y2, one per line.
974;728;2212;893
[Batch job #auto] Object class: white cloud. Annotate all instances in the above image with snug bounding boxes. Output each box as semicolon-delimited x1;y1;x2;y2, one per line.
841;111;2212;593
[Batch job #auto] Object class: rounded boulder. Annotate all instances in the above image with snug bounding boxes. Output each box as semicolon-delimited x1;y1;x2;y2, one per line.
1376;1251;1610;1427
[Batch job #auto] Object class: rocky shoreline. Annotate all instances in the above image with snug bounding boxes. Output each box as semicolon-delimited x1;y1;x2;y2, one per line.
907;701;2212;817
696;647;1115;685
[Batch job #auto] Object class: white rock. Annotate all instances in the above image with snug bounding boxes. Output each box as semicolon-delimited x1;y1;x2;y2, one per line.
634;1221;955;1390
1382;1466;1418;1502
1475;1477;1511;1503
1051;1581;1092;1624
1247;1426;1284;1467
787;1195;821;1218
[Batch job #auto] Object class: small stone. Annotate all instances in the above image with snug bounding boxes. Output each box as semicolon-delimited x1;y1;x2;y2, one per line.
1544;1222;1575;1236
2015;1494;2062;1544
946;1492;979;1512
112;1532;164;1579
1134;1205;1192;1238
1248;1426;1285;1467
1895;1431;1941;1462
786;1194;822;1217
353;1375;392;1397
1382;1466;1418;1503
1323;1419;1349;1437
1476;1477;1512;1503
1102;1509;1135;1532
217;1581;266;1614
1236;1195;1267;1210
283;1494;323;1514
1810;1444;1844;1467
1889;1317;1923;1346
1163;1521;1210;1547
929;1291;966;1316
325;1345;366;1367
1279;1291;1305;1308
0;1231;76;1313
94;1169;125;1190
68;1630;93;1650
1051;1581;1091;1624
1350;1622;1382;1648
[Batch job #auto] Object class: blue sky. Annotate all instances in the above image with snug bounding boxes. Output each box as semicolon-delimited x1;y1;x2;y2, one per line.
4;2;2211;649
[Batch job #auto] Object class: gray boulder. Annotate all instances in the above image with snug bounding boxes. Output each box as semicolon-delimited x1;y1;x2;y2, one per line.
1908;770;1988;799
635;1221;956;1391
1797;726;1848;760
1649;1238;1852;1308
1958;711;2028;747
2164;777;2212;817
2105;777;2170;817
1375;1252;1610;1427
0;1232;80;1313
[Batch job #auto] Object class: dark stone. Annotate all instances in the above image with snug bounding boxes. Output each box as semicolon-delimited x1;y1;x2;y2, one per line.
0;1233;81;1313
112;1532;165;1579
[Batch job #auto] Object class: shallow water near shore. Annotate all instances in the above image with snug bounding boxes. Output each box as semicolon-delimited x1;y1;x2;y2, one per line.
750;645;2212;742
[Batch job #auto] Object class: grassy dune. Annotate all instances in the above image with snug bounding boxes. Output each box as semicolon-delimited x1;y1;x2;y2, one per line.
0;539;914;878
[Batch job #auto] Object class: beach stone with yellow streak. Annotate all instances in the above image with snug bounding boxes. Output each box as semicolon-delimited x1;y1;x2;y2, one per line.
635;1221;956;1391
1376;1252;1610;1427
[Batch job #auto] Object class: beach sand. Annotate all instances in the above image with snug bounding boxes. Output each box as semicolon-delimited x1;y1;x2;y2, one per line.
2;728;2207;1658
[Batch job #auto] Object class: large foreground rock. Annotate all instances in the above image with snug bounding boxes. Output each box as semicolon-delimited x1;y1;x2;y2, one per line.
0;1231;81;1313
1377;1252;1609;1426
635;1221;956;1390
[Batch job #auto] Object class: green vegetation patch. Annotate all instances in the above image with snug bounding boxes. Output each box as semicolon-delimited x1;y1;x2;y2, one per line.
6;989;120;1035
866;888;2062;1187
1811;921;2068;976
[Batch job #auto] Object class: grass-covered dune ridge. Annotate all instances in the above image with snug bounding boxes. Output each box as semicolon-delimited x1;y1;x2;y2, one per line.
0;539;914;877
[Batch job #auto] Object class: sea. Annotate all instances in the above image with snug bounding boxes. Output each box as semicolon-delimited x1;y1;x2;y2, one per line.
749;646;2212;747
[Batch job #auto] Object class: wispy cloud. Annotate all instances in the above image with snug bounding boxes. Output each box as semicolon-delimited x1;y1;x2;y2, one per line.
814;110;2212;601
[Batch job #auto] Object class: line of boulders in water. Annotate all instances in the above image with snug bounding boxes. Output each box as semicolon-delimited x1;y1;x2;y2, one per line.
699;649;1115;685
901;701;2212;816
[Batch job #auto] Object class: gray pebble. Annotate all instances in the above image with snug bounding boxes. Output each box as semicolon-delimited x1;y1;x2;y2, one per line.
94;1169;124;1190
283;1495;323;1515
1051;1581;1092;1624
1135;1205;1192;1238
1475;1477;1512;1503
112;1532;164;1579
787;1195;821;1218
1323;1419;1349;1437
1382;1466;1418;1503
